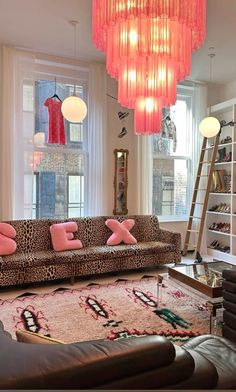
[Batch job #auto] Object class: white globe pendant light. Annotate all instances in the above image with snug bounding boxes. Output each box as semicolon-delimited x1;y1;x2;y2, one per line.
61;88;87;123
199;116;221;138
61;20;87;123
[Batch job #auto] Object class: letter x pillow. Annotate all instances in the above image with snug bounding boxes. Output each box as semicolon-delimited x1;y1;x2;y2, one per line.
105;219;137;245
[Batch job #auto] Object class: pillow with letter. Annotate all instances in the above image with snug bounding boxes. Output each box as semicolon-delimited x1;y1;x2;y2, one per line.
50;222;83;251
0;223;17;256
105;219;137;245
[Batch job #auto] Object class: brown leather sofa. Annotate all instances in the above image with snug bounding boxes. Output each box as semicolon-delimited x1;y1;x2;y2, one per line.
0;322;235;389
222;269;236;343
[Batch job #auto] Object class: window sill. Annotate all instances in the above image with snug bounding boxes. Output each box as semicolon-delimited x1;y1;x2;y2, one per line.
158;215;189;223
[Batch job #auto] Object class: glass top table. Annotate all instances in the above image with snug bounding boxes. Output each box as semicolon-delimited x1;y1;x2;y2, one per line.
168;261;236;298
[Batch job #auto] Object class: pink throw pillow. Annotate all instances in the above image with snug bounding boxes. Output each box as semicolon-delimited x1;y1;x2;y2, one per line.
105;219;137;245
50;222;83;252
0;223;17;255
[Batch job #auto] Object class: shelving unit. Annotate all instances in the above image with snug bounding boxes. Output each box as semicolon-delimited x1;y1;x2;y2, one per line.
205;98;236;264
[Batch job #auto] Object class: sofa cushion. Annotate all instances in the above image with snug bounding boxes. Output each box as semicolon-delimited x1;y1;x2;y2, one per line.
71;241;175;262
0;250;74;271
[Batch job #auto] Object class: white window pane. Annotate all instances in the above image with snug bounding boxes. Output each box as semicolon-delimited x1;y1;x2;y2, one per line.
70;123;83;142
68;175;84;217
153;158;188;217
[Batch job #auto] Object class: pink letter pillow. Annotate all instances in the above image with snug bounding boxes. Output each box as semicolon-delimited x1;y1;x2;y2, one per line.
105;219;137;245
0;222;17;255
50;222;83;252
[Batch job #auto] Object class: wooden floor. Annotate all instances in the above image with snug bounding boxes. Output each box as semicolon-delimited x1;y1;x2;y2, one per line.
0;254;215;300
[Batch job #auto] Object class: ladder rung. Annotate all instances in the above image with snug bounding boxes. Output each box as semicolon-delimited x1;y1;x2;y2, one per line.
189;216;201;219
199;161;211;164
197;175;208;177
195;189;206;191
187;229;199;232
184;243;197;248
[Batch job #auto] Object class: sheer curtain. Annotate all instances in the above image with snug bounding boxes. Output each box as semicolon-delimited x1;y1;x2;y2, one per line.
0;46;35;220
137;135;153;214
86;63;108;216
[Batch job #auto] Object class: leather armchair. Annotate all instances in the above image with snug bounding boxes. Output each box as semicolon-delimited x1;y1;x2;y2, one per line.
222;269;236;343
0;322;235;389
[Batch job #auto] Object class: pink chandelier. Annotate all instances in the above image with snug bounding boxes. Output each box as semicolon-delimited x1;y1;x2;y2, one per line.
92;0;206;134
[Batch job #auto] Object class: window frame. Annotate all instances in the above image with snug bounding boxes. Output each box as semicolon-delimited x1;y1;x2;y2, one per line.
152;88;195;223
23;60;89;220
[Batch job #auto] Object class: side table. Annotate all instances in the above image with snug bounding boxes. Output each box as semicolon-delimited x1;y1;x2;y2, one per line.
206;299;223;334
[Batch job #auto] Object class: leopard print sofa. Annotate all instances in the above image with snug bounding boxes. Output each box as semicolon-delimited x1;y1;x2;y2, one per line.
0;215;181;287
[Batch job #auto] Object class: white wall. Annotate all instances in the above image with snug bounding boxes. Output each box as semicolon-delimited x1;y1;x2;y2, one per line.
106;75;190;247
106;76;138;215
208;80;236;107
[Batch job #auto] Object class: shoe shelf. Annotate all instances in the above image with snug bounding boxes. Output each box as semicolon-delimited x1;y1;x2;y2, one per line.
203;98;236;265
211;162;232;166
207;211;230;216
209;192;231;196
208;230;231;236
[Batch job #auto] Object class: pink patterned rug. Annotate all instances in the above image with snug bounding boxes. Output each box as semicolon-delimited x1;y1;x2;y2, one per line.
0;276;222;344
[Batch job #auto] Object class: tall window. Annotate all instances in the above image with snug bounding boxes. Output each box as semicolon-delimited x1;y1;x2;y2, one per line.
152;90;194;221
23;76;87;219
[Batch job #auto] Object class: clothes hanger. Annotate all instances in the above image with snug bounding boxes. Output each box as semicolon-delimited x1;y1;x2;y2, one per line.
50;77;62;102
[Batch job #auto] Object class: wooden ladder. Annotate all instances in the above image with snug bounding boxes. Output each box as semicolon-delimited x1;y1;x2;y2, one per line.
182;132;221;260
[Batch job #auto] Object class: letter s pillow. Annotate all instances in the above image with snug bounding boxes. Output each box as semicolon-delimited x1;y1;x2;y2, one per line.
0;223;17;255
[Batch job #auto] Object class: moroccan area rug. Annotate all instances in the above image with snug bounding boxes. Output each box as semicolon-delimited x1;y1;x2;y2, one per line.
0;276;222;344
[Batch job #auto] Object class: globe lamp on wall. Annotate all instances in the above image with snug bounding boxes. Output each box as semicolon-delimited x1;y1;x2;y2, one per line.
199;116;221;138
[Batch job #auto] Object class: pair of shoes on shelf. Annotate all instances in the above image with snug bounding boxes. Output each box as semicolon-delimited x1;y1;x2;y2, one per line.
212;170;231;193
208;222;231;233
209;205;219;211
215;150;232;163
222;152;232;162
215;148;226;163
209;240;230;253
221;136;232;144
213;203;230;213
209;239;220;248
218;245;230;253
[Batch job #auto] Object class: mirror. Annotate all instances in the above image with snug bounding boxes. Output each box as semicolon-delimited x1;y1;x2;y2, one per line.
113;149;129;215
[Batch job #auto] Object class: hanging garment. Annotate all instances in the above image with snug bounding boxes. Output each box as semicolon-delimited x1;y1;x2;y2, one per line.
44;98;66;145
161;116;177;152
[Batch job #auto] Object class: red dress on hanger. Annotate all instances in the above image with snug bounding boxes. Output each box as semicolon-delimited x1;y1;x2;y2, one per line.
44;97;66;145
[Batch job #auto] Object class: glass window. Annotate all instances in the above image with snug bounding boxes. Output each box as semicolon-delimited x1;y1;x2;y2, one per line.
152;93;193;220
23;78;86;219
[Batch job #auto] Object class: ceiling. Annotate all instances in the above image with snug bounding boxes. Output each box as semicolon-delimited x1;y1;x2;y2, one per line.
0;0;236;84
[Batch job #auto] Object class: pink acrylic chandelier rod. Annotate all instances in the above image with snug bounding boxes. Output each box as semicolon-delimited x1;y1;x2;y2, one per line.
92;0;206;134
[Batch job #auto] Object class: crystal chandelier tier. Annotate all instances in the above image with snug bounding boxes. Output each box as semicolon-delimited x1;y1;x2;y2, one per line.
93;0;206;134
